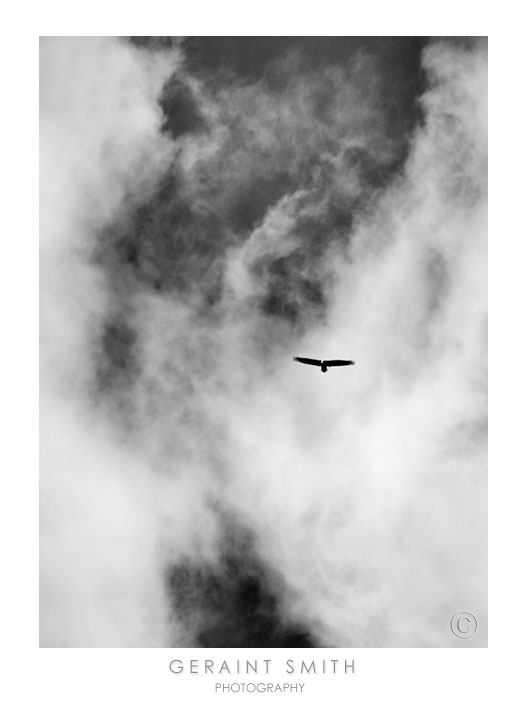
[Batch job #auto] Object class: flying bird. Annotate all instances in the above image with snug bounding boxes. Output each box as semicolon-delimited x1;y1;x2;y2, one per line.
293;357;355;373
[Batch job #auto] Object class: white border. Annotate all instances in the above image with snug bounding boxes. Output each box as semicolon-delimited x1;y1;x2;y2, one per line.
3;4;522;705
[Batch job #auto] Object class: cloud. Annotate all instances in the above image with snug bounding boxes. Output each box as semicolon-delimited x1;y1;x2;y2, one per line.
40;37;487;647
219;39;487;647
40;37;181;646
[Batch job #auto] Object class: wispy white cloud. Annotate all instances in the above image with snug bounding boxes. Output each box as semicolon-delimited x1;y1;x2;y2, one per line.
40;37;180;646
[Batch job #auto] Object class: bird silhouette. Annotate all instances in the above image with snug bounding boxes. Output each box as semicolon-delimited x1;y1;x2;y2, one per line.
293;357;355;373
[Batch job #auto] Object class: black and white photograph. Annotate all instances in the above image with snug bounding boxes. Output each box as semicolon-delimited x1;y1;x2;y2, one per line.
40;36;487;650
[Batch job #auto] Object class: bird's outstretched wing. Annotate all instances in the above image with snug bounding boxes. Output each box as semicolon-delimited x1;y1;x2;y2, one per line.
324;359;355;367
294;356;322;367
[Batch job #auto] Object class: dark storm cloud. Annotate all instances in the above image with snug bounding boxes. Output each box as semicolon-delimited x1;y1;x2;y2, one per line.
168;522;316;647
158;76;207;140
98;37;427;338
155;36;427;166
40;37;487;647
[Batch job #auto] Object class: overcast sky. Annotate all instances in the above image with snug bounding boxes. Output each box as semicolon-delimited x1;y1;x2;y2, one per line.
40;36;487;647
